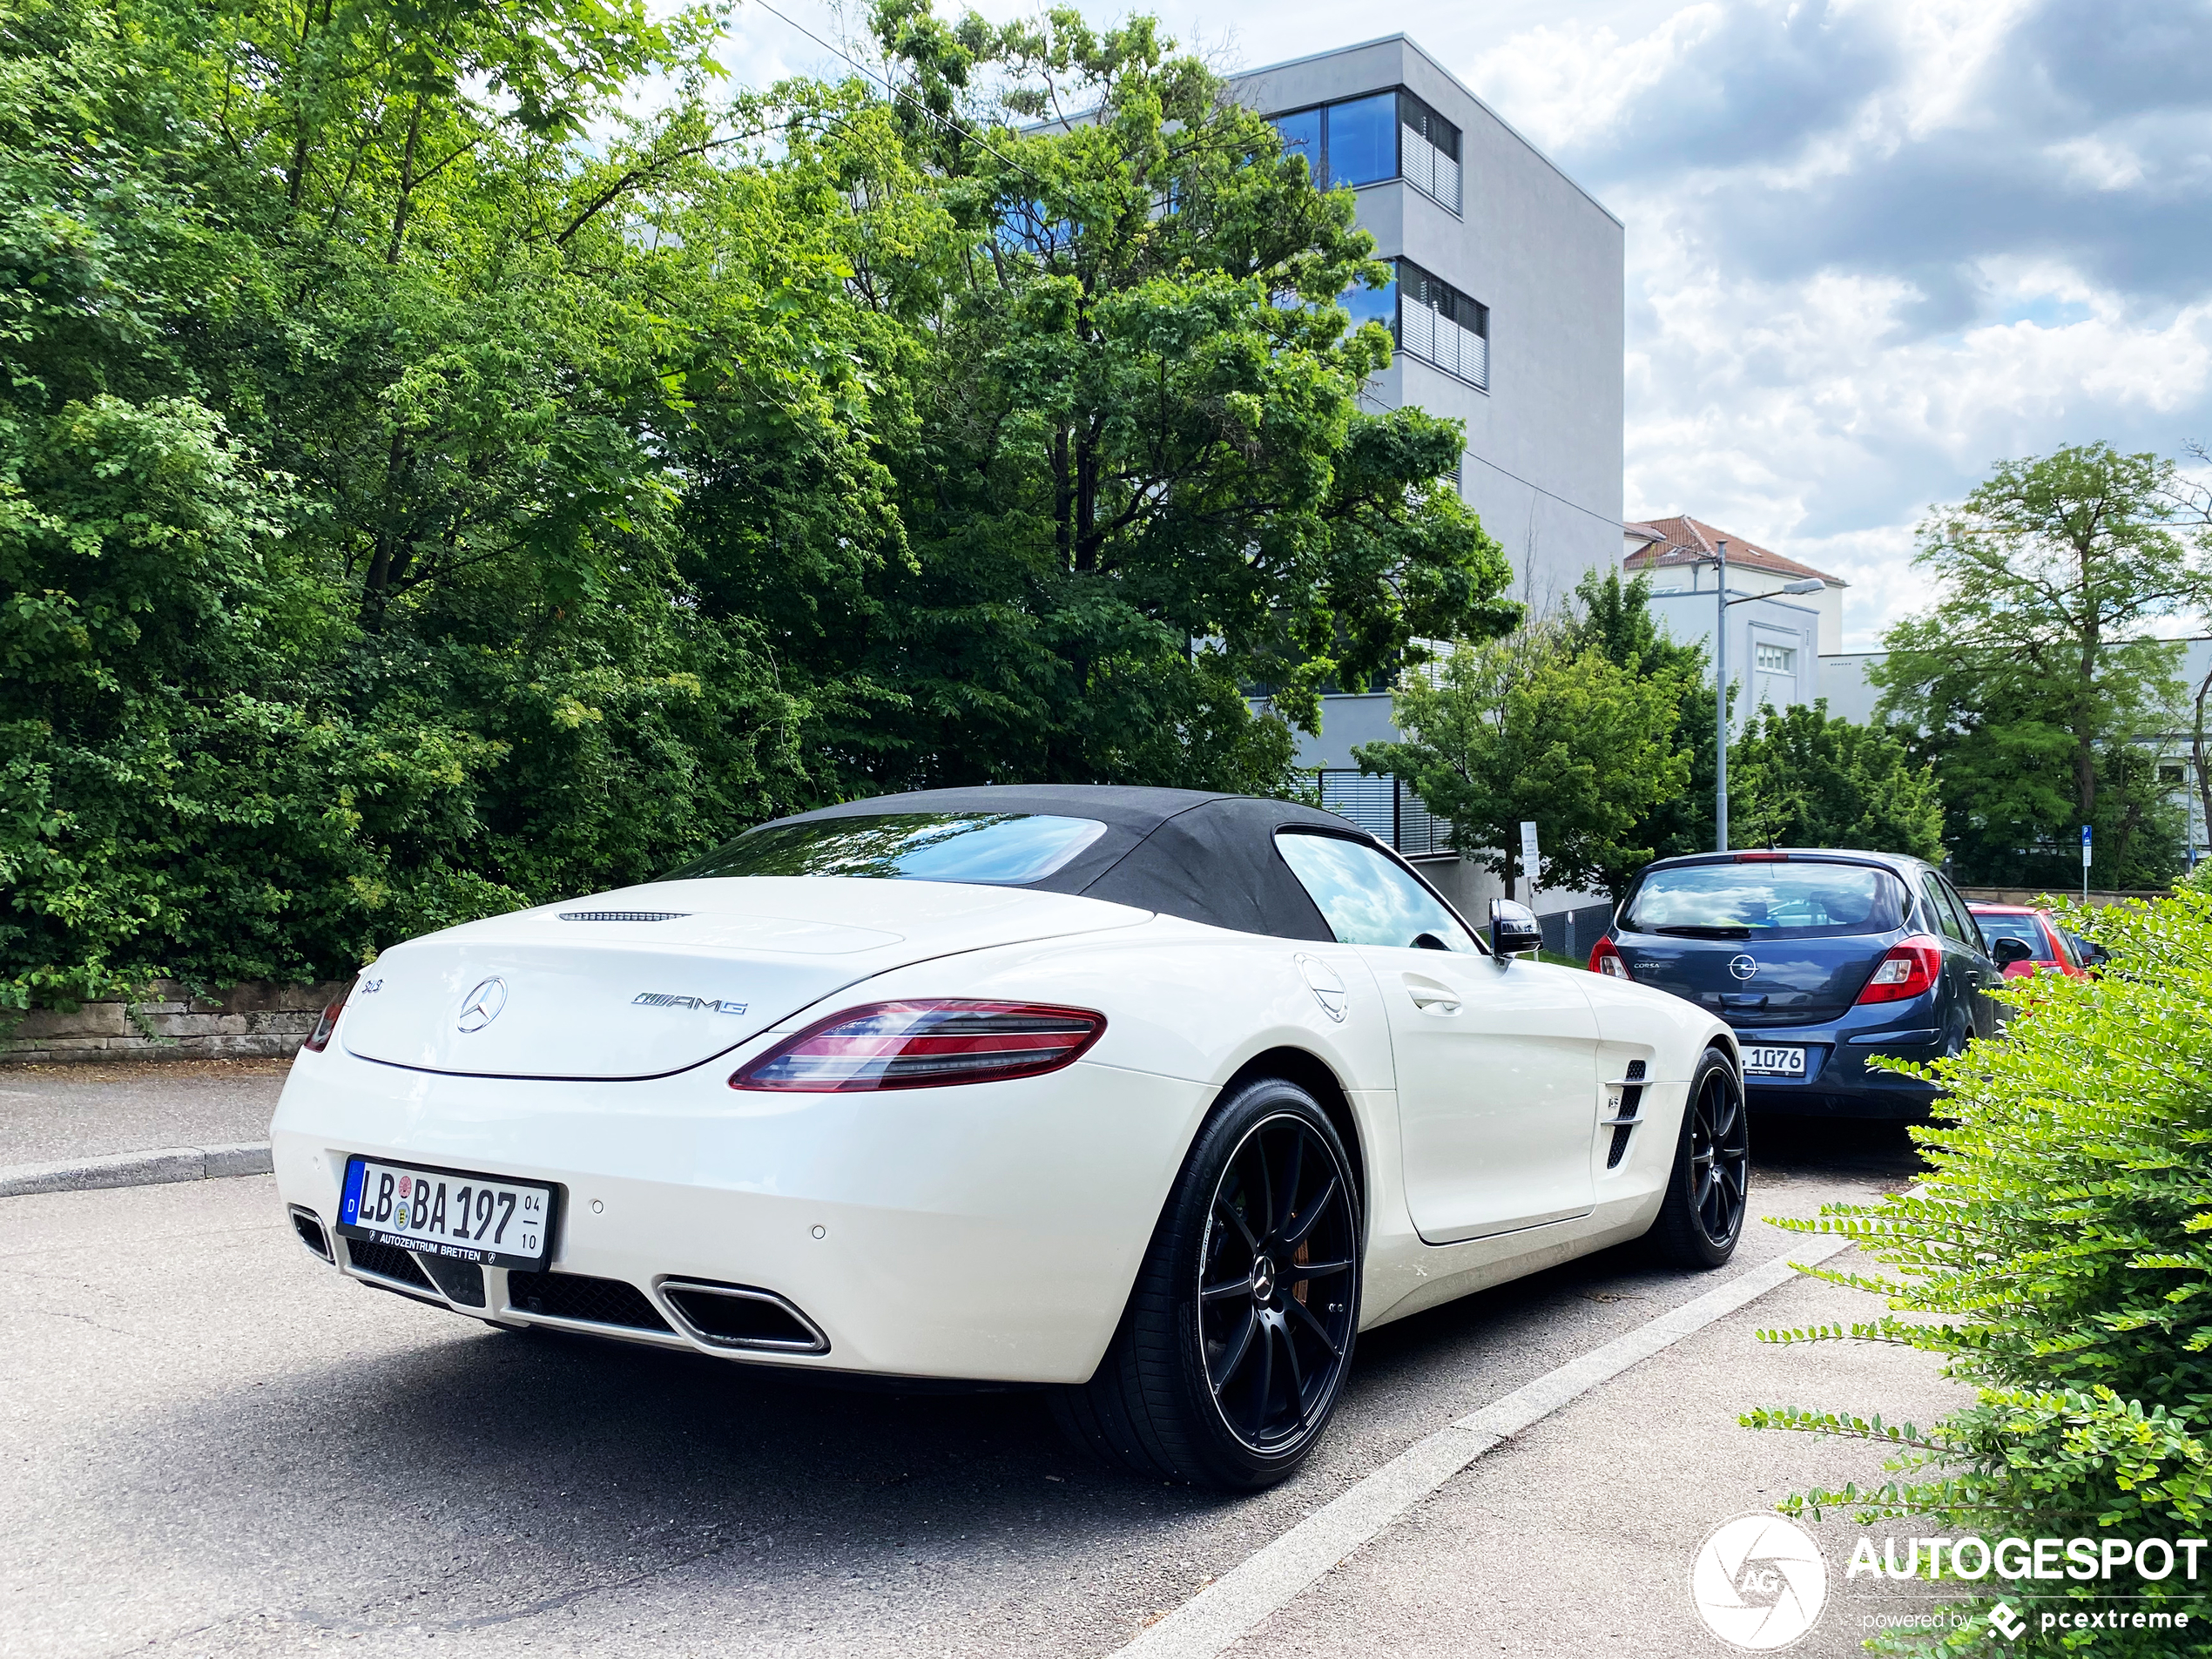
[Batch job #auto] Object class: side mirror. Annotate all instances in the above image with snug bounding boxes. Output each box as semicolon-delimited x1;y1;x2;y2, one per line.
1490;899;1543;958
1991;936;2033;968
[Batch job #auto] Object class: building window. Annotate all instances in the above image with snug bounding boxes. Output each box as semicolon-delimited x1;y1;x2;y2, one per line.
2161;764;2186;786
1398;91;1461;211
1395;260;1488;389
1341;267;1397;334
1269;90;1462;211
1315;771;1450;858
1754;643;1797;674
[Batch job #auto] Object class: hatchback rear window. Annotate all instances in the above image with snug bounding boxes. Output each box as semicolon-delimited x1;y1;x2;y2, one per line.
660;813;1107;886
1622;861;1903;939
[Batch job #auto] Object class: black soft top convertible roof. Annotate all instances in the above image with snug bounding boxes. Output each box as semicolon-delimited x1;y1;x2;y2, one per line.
759;785;1372;941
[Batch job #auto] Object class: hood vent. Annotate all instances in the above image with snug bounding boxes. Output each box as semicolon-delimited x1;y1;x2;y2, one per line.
558;910;691;922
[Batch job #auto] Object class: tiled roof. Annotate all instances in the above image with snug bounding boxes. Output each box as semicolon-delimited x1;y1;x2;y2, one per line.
1623;516;1844;585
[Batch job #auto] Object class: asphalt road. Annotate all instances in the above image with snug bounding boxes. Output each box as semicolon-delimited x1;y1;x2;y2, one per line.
1;1116;1926;1659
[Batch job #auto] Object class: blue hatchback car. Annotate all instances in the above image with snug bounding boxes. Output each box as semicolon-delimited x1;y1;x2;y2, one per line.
1589;850;2003;1118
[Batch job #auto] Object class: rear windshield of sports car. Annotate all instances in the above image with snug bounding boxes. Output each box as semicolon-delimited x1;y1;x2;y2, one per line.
658;813;1109;886
1621;861;1904;940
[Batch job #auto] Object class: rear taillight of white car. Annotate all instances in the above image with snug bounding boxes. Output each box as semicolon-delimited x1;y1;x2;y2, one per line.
729;1001;1107;1092
1856;935;1943;1004
301;986;352;1053
1588;936;1632;979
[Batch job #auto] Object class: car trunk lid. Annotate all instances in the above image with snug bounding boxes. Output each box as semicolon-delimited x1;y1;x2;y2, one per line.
340;877;1150;1080
1613;932;1887;1026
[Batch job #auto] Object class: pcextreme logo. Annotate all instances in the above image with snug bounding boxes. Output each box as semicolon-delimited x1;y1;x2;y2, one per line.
1691;1513;1830;1649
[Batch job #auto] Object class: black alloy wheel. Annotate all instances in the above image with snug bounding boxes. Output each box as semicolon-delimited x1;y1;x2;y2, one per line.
1647;1046;1750;1269
1053;1077;1363;1489
1197;1113;1360;1453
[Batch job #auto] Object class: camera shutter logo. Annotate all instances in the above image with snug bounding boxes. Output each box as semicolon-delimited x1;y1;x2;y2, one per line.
1689;1513;1828;1649
455;978;507;1033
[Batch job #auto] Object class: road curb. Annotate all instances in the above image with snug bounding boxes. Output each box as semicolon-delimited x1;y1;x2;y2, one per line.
0;1142;273;1197
1118;1226;1865;1659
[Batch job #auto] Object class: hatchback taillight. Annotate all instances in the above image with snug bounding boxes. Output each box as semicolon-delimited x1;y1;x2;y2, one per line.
730;1001;1107;1092
301;988;351;1053
1856;935;1943;1004
1589;936;1632;980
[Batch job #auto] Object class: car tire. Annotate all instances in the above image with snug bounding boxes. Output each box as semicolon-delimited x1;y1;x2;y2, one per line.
1052;1076;1363;1490
1644;1045;1749;1271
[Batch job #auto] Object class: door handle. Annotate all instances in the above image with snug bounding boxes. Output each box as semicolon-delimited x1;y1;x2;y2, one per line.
1405;977;1462;1014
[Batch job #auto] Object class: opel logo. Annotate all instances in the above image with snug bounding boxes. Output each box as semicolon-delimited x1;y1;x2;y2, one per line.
1728;954;1758;981
455;977;507;1033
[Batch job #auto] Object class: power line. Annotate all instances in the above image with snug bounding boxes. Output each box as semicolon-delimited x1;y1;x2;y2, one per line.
745;0;1050;190
1457;446;1624;530
1354;388;1625;530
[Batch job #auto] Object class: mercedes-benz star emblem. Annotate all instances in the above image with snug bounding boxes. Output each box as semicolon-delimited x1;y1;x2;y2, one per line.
1251;1257;1278;1305
455;977;507;1033
1728;954;1758;981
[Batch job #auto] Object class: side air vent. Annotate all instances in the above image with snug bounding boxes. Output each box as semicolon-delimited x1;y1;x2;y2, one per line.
347;1236;438;1294
660;1280;831;1354
508;1270;673;1333
290;1206;333;1262
1606;1058;1648;1170
559;910;691;922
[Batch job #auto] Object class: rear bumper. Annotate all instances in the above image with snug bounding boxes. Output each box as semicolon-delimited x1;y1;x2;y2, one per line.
1730;1002;1947;1120
270;1039;1208;1384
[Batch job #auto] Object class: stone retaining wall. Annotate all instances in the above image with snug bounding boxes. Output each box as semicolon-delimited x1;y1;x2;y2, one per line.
2;981;350;1065
1955;887;2168;909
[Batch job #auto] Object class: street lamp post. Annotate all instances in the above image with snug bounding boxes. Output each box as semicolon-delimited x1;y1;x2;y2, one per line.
1715;539;1729;851
1710;543;1826;853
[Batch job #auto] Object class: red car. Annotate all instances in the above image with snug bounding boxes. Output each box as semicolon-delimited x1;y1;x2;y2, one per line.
1966;904;2089;979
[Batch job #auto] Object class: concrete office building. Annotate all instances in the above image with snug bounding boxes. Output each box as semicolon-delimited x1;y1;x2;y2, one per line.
1234;37;1627;938
1233;36;1625;617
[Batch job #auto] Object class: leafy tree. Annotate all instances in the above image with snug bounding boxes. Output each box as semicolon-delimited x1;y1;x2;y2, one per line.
1727;702;1944;858
0;0;1507;1005
787;3;1517;792
1569;565;1719;862
1873;443;2195;888
0;0;839;1000
1352;621;1689;900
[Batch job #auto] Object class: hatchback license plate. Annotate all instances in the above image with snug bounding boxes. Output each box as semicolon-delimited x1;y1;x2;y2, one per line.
337;1157;555;1270
1742;1045;1807;1078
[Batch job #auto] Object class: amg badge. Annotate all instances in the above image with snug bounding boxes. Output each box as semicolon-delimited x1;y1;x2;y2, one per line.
632;992;749;1015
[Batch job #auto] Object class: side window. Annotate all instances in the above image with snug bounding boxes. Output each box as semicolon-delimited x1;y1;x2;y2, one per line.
1919;874;1965;944
1276;833;1479;952
1939;877;1985;953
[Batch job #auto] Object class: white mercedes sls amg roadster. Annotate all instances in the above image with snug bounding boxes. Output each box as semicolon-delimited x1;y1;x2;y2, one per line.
273;786;1747;1489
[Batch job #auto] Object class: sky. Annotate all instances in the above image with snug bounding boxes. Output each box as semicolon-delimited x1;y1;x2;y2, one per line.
716;0;2212;649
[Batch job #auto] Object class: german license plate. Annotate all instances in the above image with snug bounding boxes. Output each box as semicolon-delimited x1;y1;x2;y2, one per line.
1743;1045;1807;1078
336;1157;555;1270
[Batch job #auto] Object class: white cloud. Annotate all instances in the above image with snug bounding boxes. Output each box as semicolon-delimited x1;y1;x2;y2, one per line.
1464;0;2212;650
1461;6;1724;156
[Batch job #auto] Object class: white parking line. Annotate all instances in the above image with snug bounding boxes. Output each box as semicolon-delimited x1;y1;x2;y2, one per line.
1117;1228;1861;1659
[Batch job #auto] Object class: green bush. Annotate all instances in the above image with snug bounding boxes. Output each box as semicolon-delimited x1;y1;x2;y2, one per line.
1744;893;2212;1655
